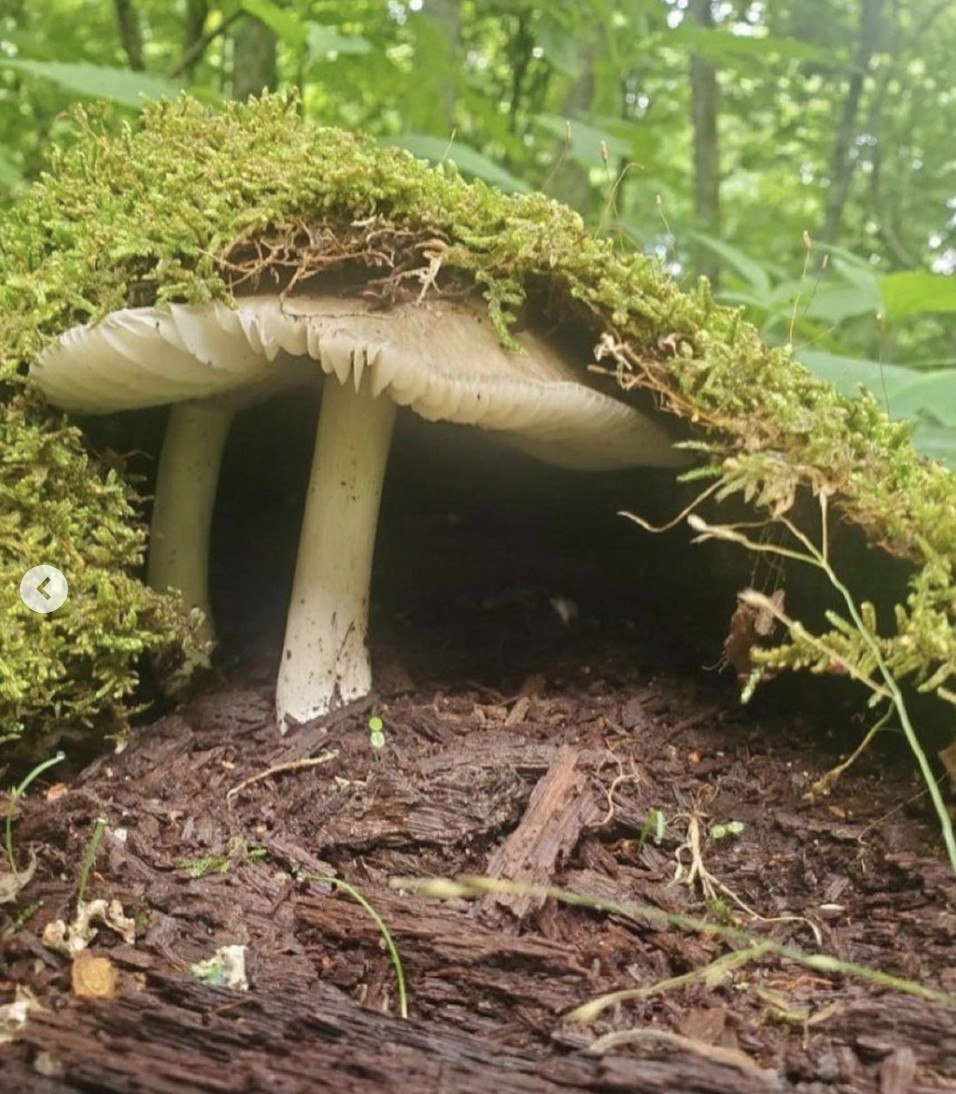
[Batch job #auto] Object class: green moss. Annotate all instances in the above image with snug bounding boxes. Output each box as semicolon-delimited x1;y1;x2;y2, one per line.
0;93;953;754
0;398;198;752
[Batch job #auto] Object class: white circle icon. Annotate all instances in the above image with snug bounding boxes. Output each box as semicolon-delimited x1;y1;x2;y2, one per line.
20;565;69;614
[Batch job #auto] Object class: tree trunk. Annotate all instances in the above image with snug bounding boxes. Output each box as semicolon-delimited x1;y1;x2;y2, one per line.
114;0;145;71
232;15;278;102
688;0;720;285
821;0;886;246
544;46;596;216
181;0;209;79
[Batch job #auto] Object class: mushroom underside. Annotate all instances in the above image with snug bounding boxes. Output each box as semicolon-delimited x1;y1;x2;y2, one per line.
30;293;688;729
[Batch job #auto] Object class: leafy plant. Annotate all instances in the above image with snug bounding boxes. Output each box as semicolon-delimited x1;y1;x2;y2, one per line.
683;501;956;879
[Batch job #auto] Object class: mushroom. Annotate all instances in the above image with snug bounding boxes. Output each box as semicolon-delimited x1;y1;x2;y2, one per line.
30;292;687;732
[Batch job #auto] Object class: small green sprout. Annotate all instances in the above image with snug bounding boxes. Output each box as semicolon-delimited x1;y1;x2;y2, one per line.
637;808;667;849
368;715;386;749
709;820;745;841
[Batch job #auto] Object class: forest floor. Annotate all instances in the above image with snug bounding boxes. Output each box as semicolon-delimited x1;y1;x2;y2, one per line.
3;622;955;1092
2;429;955;1093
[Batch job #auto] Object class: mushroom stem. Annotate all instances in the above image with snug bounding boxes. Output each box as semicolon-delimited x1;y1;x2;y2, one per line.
148;400;233;645
276;376;396;732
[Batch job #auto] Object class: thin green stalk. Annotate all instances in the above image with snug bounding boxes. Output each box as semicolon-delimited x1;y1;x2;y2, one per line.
395;874;956;1011
76;816;108;904
813;551;956;874
305;874;408;1019
4;751;65;873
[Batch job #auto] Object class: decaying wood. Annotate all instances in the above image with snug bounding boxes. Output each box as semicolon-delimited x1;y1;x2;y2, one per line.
6;967;787;1093
4;637;955;1094
481;744;602;920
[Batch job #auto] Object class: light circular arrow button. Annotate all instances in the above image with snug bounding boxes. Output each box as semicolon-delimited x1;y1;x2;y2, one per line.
20;565;69;614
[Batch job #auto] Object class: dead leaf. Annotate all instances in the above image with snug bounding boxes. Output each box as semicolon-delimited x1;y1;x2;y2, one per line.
723;588;785;679
43;898;136;956
939;741;956;788
0;986;44;1043
0;849;37;905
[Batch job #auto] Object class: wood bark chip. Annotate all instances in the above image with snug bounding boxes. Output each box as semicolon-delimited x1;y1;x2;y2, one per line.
481;745;601;920
70;951;118;1000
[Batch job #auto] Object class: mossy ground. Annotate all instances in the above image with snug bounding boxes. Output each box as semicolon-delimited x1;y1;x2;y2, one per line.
0;93;952;757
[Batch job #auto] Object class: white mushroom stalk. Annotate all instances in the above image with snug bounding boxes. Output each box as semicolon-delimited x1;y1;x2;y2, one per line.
148;401;232;645
279;373;395;727
30;293;689;732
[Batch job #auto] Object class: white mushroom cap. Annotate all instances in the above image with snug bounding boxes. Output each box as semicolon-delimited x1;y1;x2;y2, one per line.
31;294;685;470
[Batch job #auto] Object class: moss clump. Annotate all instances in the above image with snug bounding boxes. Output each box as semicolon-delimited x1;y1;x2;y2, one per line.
0;93;953;755
0;399;198;753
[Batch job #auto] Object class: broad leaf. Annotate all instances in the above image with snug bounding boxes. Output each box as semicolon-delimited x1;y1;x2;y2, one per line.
388;133;530;193
879;271;956;323
534;113;632;164
768;279;879;323
2;59;182;107
909;423;956;470
688;232;772;294
670;25;852;68
882;372;956;426
307;25;372;58
796;350;913;402
533;113;658;170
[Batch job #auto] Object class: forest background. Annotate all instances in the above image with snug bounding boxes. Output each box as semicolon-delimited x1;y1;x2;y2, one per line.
1;0;954;465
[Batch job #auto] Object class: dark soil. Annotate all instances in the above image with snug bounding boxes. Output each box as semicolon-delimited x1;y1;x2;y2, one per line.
2;413;955;1092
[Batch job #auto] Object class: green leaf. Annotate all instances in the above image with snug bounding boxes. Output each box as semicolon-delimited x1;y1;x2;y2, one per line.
800;284;881;323
829;255;880;296
688;232;772;294
535;12;583;78
909;423;956;470
670;25;852;68
879;271;956;323
797;351;956;443
883;372;956;426
533;113;658;170
387;133;530;193
0;144;23;191
307;25;372;57
241;0;307;46
2;60;182;107
796;350;913;402
768;279;879;323
534;113;631;163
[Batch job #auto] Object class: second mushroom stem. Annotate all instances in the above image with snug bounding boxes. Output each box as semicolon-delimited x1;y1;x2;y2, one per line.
148;400;234;647
276;373;397;732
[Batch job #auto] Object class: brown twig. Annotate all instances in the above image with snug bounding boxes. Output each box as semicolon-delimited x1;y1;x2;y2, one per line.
169;10;243;79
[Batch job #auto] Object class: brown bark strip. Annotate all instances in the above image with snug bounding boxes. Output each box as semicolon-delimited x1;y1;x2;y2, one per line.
481;745;600;920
